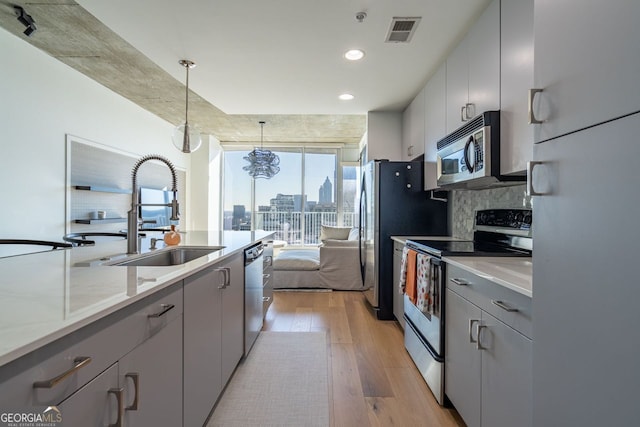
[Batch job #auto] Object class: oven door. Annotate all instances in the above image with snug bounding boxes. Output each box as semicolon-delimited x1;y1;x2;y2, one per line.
403;290;444;357
403;255;445;405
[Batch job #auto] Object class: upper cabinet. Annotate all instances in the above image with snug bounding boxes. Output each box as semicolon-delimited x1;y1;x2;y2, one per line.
531;0;640;143
365;111;403;162
446;0;500;134
500;0;534;175
424;63;447;190
402;87;425;161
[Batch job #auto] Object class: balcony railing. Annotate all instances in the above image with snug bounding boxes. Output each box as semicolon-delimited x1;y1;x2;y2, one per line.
248;211;356;245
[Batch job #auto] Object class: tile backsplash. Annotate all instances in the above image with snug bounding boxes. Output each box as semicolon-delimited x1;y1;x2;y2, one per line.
68;138;186;234
451;184;528;239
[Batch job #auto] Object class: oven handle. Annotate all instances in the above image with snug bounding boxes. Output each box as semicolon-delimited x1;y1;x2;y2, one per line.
403;314;444;363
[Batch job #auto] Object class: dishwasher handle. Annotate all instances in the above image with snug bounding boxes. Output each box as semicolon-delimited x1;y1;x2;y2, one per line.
244;243;264;264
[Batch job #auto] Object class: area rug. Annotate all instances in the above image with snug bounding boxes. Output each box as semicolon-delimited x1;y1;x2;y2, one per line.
207;331;330;427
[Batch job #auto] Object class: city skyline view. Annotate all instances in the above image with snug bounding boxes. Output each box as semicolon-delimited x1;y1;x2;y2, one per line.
223;149;359;242
224;150;340;209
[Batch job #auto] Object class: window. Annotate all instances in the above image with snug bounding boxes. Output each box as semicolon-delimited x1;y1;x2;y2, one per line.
222;146;356;245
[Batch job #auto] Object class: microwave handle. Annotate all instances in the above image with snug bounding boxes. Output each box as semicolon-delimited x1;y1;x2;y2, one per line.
463;136;474;172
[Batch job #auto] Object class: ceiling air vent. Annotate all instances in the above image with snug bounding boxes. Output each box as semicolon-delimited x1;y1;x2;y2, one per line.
385;17;421;43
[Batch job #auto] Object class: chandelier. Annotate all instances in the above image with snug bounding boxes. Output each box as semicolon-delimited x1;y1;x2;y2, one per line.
243;121;280;179
172;59;202;153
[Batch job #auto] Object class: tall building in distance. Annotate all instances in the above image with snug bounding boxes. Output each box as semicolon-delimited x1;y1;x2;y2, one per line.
232;205;246;230
270;193;295;212
318;176;332;204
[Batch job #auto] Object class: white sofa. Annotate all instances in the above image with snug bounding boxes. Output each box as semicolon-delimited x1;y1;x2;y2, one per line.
272;227;363;290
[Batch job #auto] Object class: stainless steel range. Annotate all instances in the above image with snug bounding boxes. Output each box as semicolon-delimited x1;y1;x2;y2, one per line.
402;208;532;405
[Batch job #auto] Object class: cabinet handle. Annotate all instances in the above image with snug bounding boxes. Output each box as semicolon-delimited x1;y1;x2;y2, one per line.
262;296;271;302
465;103;475;120
460;106;467;122
125;373;139;411
32;356;92;388
526;161;546;196
528;88;544;124
492;300;519;312
450;278;470;286
468;319;479;343
147;303;175;318
224;267;231;287
215;267;230;289
108;388;124;427
476;324;487;350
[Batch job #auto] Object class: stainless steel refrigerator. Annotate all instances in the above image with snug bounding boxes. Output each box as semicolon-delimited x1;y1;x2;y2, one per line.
359;160;448;320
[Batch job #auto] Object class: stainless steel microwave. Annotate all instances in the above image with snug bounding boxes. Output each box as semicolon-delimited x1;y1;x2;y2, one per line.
436;111;523;189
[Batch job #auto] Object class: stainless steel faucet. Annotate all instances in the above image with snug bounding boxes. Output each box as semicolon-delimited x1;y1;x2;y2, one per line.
127;154;180;254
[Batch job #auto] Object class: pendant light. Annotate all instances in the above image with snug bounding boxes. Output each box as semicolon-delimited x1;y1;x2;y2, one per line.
243;121;280;179
172;59;202;153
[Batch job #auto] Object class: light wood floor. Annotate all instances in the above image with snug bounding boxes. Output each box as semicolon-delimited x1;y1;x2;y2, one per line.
263;290;465;427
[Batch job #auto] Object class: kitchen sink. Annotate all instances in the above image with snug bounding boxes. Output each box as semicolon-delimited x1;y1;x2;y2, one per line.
109;246;224;267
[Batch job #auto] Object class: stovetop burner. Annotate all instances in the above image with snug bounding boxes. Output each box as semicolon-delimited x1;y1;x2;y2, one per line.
407;208;533;258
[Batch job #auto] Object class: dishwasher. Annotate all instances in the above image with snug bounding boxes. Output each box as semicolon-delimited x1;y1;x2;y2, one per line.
244;242;264;356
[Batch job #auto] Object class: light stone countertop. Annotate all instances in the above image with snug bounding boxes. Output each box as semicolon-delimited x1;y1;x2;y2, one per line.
0;230;273;367
442;256;533;298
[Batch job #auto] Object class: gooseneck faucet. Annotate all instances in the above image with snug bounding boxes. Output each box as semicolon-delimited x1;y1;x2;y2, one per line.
127;154;180;254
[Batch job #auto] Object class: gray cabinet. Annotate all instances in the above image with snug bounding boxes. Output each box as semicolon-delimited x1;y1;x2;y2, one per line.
446;0;500;133
57;363;120;427
446;289;482;427
500;0;534;175
392;240;405;329
263;240;274;316
531;0;640;143
365;111;402;162
532;113;640;426
402;88;425;160
221;253;244;384
184;253;244;426
480;310;532;427
119;316;183;427
423;63;446;190
445;263;532;427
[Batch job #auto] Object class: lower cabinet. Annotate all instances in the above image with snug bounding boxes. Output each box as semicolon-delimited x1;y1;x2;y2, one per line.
53;285;183;426
445;265;532;427
392;240;405;329
57;363;120;426
119;316;183;426
262;239;274;316
183;252;244;426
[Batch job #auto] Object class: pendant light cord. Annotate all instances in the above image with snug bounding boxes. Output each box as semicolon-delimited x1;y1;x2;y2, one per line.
184;65;190;126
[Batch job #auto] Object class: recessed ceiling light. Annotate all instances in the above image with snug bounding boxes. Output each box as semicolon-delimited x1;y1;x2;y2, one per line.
344;49;365;61
339;93;354;101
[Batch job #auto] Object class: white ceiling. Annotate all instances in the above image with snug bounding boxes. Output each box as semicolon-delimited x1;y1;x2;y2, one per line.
76;0;490;117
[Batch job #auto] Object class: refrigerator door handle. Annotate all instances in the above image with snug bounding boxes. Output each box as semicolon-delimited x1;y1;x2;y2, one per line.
358;175;366;274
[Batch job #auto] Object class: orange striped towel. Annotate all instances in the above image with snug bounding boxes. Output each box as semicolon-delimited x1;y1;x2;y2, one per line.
405;249;418;305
